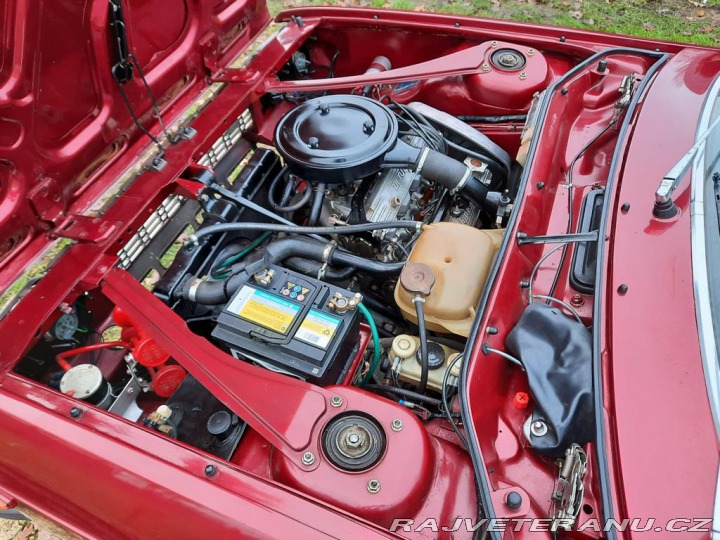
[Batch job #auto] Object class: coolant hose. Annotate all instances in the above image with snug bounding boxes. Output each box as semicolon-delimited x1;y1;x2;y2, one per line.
414;296;429;394
261;238;405;275
181;237;405;304
415;148;495;208
284;257;356;281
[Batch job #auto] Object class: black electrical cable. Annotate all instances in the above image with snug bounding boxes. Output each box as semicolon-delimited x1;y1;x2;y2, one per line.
445;138;508;175
364;384;443;407
442;353;468;448
456;115;527;123
414;298;429;394
188;220;423;244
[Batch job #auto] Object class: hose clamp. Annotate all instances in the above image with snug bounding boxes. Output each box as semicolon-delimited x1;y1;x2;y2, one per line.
187;278;203;303
415;147;430;174
317;263;328;280
321;242;336;263
450;168;472;195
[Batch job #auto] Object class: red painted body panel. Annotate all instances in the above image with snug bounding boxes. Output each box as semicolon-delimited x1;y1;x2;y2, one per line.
604;49;720;534
0;2;718;539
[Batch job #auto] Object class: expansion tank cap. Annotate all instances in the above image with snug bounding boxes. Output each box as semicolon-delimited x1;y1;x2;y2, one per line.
399;262;435;297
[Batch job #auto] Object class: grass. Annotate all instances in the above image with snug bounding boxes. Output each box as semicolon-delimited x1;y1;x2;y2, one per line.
269;0;720;47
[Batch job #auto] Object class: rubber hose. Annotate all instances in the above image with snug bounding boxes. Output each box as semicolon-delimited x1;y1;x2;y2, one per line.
414;298;429;393
268;171;313;213
284;257;356;281
418;149;494;207
365;384;442;406
182;238;404;304
262;237;405;275
308;183;326;226
189;220;422;244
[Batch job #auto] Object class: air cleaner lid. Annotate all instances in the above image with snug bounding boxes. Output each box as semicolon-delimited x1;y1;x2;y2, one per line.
274;95;398;184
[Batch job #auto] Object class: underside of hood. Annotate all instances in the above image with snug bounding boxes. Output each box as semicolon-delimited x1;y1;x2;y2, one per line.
0;0;270;265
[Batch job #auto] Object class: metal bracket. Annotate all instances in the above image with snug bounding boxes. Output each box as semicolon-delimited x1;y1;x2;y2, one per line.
50;215;118;243
516;231;599;245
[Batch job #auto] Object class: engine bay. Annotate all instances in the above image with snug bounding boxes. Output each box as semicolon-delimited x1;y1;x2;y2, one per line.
4;13;667;538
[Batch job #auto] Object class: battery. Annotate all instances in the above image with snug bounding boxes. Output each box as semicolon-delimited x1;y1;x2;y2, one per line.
212;264;362;386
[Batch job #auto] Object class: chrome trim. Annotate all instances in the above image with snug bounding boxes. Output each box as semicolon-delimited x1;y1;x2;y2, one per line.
691;72;720;540
690;72;720;439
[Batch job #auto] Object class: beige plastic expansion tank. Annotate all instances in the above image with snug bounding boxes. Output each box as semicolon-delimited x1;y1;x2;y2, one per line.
394;222;503;337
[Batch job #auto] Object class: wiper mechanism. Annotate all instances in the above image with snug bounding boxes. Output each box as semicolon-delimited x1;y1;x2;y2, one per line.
654;112;720;219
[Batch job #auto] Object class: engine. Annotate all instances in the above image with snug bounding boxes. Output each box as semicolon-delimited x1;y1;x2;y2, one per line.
16;90;517;456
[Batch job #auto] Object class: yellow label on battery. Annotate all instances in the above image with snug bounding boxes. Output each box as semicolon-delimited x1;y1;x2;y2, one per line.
226;286;300;334
295;309;341;349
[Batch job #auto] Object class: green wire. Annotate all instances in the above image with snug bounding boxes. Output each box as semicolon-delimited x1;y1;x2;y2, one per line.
358;302;381;386
211;232;272;279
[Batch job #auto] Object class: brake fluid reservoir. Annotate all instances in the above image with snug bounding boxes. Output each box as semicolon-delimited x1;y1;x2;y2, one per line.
394;222;503;336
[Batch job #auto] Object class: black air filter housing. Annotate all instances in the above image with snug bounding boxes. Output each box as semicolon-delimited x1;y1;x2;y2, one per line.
274;95;400;184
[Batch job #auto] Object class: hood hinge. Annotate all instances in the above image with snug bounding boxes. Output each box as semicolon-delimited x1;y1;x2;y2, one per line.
49;214;118;244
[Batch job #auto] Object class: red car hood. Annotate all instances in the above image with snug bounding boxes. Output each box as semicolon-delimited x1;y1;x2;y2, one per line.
0;0;269;269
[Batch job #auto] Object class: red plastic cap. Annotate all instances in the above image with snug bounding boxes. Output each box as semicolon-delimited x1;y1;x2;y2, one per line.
133;338;170;367
513;392;529;409
153;364;187;397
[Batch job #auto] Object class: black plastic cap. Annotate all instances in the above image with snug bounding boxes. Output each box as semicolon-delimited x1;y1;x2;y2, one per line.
506;491;523;509
652;199;680;220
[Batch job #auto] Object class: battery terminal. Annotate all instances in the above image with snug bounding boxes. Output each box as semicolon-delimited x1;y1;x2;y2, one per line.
253;268;276;286
328;292;363;313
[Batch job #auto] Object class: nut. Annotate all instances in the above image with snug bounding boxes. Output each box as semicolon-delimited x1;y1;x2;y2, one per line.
345;433;362;449
367;479;381;493
519;72;527;80
391;419;403;432
330;395;343;407
301;452;315;465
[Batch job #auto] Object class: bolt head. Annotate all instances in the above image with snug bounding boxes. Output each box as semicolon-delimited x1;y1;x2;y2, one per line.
302;452;315;465
70;407;82;419
204;464;217;477
530;420;548;437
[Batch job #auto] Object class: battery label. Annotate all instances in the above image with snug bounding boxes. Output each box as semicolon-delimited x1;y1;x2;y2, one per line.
295;309;341;349
226;286;300;334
